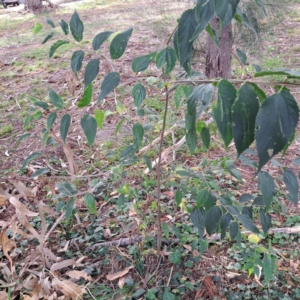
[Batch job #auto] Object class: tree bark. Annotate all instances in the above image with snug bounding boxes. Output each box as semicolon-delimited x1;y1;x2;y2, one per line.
205;17;233;79
25;0;42;10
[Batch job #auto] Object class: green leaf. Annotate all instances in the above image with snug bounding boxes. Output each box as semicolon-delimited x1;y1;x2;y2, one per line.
163;290;175;300
59;20;69;35
213;80;237;150
255;68;300;79
115;118;125;135
230;168;242;181
132;52;157;73
22;152;42;169
205;206;222;235
232;84;259;156
56;182;78;196
177;9;197;71
84;193;97;215
30;168;49;178
98;72;120;102
15;133;30;147
252;64;262;72
200;127;210;149
283;169;299;205
196;189;210;209
175;190;182;206
191;207;206;237
255;0;267;15
237;214;259;233
42;32;54;44
229;221;239;239
192;0;214;40
293;157;300;166
45;17;55;28
84;59;100;88
255;89;299;171
70;11;84;42
132;84;146;108
187;84;214;119
236;48;247;65
81;115;97;147
78;84;93;108
169;251;181;265
133;122;144;150
260;208;271;233
49;89;64;109
92;31;113;50
236;7;255;32
162;222;169;239
33;22;43;34
258;171;275;210
47;112;57;129
60;114;71;143
94;109;105;129
220;213;233;239
110;28;133;60
34;101;49;110
205;23;219;48
239;194;253;203
242;207;252;219
144;156;152;173
71;50;85;73
215;0;240;26
156;47;177;74
49;40;69;58
65;198;75;220
249;83;266;103
263;254;273;284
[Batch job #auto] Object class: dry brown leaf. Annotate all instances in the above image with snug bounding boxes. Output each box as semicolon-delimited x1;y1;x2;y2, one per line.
0;195;8;207
118;276;128;288
23;275;39;291
22;296;32;300
290;260;299;271
9;197;38;217
50;259;76;272
103;228;112;239
0;221;9;228
67;270;92;282
9;180;34;198
58;240;70;253
0;291;8;300
52;277;85;300
0;186;11;199
106;266;134;281
0;231;16;270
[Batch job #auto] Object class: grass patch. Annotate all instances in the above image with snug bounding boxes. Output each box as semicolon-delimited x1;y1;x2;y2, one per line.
0;124;13;137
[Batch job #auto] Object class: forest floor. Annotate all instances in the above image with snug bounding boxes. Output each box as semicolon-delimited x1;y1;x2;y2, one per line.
0;0;300;299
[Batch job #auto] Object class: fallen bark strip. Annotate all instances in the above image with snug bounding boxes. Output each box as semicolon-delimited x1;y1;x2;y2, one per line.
85;226;300;251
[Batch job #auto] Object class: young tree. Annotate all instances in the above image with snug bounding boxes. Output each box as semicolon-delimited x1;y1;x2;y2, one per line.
205;16;232;79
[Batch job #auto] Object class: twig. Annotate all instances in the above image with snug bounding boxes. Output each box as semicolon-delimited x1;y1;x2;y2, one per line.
85;226;300;250
43;212;65;244
167;266;173;287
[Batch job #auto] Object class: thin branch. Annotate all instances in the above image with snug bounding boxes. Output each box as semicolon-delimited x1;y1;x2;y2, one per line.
175;79;300;87
155;81;170;251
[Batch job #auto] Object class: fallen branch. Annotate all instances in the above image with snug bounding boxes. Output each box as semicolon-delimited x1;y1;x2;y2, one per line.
143;117;214;174
85;226;300;251
137;125;176;156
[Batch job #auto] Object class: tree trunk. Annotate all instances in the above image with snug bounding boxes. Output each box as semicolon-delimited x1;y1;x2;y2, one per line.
205;17;233;79
25;0;42;10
